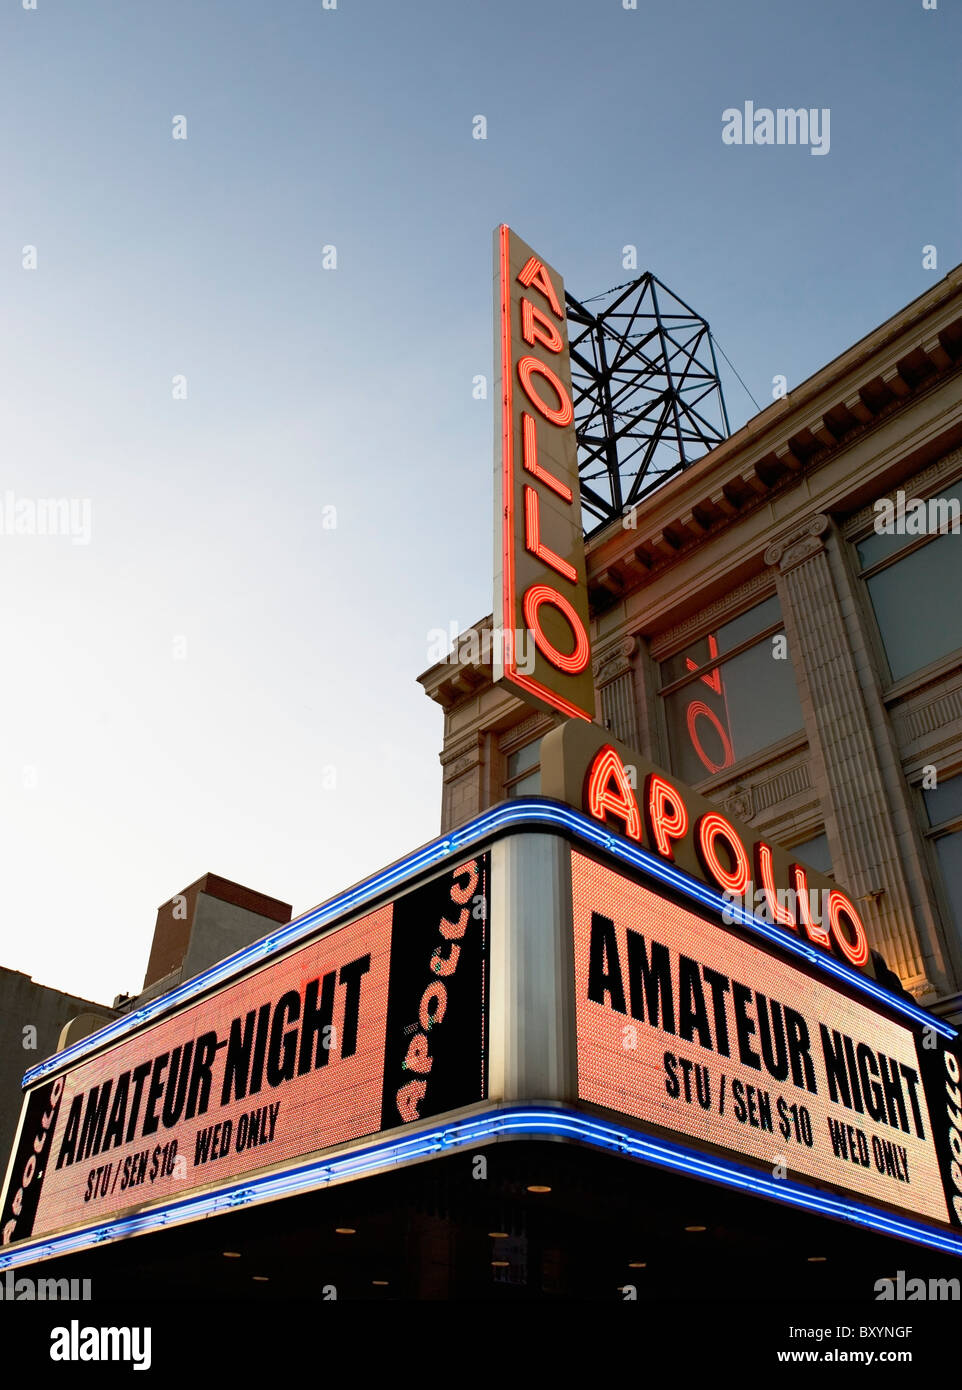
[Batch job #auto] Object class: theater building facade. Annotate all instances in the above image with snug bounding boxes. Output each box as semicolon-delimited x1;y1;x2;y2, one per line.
421;264;962;1030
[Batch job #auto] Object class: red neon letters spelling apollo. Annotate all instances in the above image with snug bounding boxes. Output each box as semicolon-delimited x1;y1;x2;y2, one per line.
584;742;870;969
494;226;595;722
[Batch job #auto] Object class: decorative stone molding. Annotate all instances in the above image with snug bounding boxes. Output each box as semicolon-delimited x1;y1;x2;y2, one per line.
752;761;813;813
439;736;481;773
649;572;773;659
764;514;830;572
893;686;962;745
842;445;962;538
498;711;553;754
592;636;638;684
443;754;476;779
724;787;756;823
717;761;817;811
713;764;813;827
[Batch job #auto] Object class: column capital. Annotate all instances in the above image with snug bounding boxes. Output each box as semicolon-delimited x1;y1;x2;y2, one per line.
764;514;830;571
592;635;638;683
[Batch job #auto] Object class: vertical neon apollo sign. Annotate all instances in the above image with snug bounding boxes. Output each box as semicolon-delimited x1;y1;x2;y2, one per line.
493;226;595;721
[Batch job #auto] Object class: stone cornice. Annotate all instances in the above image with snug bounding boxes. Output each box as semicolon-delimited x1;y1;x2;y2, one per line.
418;615;496;709
498;711;554;753
439;734;482;770
585;269;962;608
841;443;962;538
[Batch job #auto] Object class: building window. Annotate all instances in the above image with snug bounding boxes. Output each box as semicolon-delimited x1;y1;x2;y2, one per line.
922;773;962;938
855;480;962;683
788;831;832;876
504;737;542;797
659;594;804;784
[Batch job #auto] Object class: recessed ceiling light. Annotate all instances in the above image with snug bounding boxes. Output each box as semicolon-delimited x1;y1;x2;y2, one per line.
252;1276;269;1282
526;1184;551;1194
807;1256;827;1263
372;1279;389;1286
488;1231;510;1238
222;1251;242;1259
628;1261;646;1268
335;1227;356;1235
684;1225;707;1232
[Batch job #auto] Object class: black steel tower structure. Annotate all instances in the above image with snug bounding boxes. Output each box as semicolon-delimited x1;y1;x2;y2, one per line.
566;274;731;535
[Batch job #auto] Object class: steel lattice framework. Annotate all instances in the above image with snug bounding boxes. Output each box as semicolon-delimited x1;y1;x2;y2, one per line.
565;273;731;535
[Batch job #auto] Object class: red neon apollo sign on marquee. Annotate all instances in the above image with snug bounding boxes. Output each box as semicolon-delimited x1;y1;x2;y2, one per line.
494;226;595;722
584;742;871;970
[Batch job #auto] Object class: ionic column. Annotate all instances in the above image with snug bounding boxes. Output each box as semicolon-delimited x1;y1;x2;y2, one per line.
593;637;640;748
765;515;931;987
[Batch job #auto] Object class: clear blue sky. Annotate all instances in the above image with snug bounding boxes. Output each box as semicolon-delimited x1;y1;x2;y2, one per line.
0;0;956;1002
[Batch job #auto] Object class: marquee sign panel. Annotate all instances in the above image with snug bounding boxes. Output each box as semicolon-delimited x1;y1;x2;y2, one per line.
2;812;960;1269
1;856;489;1246
572;849;955;1226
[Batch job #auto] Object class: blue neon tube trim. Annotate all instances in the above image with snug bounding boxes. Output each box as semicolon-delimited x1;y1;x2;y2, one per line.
22;798;955;1087
1;1105;960;1271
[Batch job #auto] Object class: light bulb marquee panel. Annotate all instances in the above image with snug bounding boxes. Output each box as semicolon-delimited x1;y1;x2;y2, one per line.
493;225;595;722
0;855;490;1248
536;720;962;1234
571;849;962;1232
1;810;959;1264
